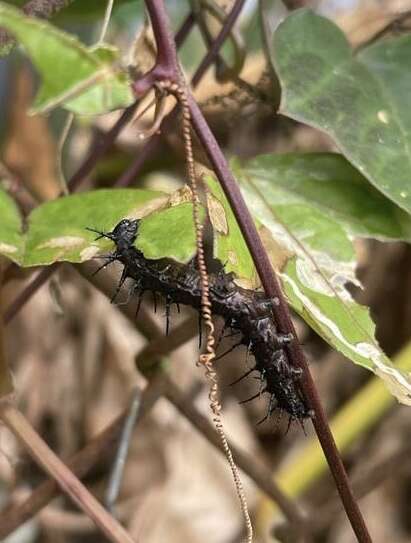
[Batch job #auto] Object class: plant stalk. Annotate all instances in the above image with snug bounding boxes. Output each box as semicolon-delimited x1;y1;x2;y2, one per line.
137;1;372;541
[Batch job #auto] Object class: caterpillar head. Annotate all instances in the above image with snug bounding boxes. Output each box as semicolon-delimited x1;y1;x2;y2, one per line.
110;219;139;248
87;219;139;250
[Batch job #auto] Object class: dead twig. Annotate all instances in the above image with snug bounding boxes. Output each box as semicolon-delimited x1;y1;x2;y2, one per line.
0;377;166;539
0;402;135;543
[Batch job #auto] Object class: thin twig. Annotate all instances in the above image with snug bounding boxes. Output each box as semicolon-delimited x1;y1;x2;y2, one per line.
191;0;246;87
105;386;142;513
0;402;135;543
0;377;165;539
3;263;59;324
116;0;246;188
310;441;411;534
356;9;411;51
56;113;74;195
98;0;115;44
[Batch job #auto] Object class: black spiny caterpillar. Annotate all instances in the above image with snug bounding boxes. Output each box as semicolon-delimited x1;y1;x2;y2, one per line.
89;219;312;423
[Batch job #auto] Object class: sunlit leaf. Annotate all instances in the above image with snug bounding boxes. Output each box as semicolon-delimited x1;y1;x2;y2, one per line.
24;189;167;266
282;258;411;407
273;9;411;215
237;153;411;241
138;203;205;263
205;174;257;287
0;2;133;114
211;158;411;405
0;189;201;267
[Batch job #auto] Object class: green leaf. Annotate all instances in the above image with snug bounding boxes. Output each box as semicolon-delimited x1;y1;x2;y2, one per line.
228;159;411;405
205;174;257;287
24;189;167;267
0;189;201;267
232;158;358;286
0;187;24;264
282;258;411;406
237;153;411;241
273;9;411;216
138;203;205;263
0;2;133;114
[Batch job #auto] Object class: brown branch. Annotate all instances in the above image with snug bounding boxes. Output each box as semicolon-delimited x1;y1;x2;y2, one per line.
0;402;135;543
309;441;411;535
0;377;166;539
116;0;246;188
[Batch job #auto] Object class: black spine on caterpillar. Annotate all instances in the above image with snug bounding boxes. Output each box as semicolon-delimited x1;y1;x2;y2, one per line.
93;219;312;422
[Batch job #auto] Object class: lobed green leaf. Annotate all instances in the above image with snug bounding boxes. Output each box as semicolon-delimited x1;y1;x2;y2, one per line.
273;9;411;216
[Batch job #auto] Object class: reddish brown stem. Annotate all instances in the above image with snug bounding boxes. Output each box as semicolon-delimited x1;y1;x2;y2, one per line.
187;91;371;543
135;1;372;541
117;0;245;188
0;378;165;539
0;403;135;543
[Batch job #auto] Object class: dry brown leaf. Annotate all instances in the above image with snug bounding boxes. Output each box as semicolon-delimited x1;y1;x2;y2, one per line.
3;65;59;201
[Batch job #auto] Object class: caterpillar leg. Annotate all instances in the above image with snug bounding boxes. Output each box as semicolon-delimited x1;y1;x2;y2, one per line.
215;340;243;361
111;266;128;303
91;253;118;276
239;390;265;404
285;415;294;434
215;318;234;350
135;289;145;319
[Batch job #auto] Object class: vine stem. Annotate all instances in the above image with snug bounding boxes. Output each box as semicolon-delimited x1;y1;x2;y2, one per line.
115;0;246;188
135;1;372;542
